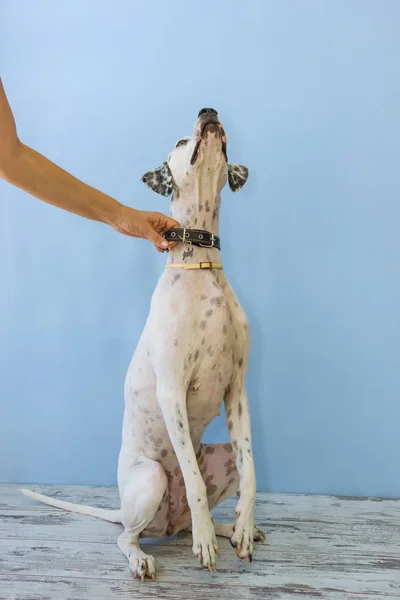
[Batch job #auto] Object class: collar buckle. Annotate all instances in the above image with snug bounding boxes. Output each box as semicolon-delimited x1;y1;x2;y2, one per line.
199;261;213;269
199;234;215;248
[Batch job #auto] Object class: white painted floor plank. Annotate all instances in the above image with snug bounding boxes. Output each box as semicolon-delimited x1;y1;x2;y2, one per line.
0;484;399;599
0;509;399;560
3;484;400;525
1;537;399;595
0;575;396;600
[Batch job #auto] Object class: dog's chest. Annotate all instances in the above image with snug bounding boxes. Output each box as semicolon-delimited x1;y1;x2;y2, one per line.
123;270;248;450
124;330;237;455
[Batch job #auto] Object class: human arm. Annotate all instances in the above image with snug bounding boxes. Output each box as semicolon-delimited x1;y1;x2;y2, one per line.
0;78;177;250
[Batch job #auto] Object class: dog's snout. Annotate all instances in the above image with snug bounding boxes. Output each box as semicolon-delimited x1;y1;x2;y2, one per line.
198;108;218;118
192;107;224;164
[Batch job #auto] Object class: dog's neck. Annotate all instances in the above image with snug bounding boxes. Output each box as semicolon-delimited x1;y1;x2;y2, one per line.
167;183;222;265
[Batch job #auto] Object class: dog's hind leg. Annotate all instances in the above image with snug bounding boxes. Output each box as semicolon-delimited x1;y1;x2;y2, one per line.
213;523;265;542
117;456;168;582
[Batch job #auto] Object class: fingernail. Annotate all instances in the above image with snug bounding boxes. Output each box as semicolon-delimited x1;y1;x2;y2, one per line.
161;241;168;248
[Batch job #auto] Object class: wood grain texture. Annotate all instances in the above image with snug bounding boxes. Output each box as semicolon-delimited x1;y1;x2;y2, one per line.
1;574;397;600
0;484;399;599
1;509;399;559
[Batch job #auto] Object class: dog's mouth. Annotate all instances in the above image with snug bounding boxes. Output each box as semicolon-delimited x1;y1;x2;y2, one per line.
202;120;221;135
190;116;227;166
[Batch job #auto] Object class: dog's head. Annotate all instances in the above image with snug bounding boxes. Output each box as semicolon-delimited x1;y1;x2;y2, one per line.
141;109;248;198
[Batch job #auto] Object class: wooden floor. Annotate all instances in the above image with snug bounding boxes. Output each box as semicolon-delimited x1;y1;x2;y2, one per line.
0;485;399;599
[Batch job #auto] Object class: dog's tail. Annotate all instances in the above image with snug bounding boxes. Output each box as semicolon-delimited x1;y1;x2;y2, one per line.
20;489;122;524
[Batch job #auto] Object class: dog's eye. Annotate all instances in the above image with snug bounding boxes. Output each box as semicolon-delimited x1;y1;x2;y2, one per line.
176;139;188;148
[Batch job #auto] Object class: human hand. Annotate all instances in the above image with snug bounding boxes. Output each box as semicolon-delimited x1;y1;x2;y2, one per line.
112;205;179;252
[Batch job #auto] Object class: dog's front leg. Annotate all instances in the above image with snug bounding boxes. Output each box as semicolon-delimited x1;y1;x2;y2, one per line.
224;380;257;562
156;379;219;571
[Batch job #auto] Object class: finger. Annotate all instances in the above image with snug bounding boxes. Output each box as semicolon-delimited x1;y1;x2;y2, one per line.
163;216;180;229
145;226;170;250
150;213;180;232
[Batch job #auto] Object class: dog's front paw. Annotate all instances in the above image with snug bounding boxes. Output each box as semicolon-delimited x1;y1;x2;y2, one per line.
253;525;266;543
230;495;256;562
192;513;220;571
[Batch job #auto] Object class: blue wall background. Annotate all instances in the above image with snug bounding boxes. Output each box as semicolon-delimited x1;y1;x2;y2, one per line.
1;0;399;497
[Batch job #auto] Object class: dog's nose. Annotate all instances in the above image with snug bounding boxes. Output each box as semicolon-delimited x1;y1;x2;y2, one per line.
198;108;218;118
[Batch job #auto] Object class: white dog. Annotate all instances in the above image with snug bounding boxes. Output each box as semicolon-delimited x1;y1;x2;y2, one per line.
22;108;264;582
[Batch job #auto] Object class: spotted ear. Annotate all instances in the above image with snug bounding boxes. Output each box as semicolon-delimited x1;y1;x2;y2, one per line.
141;161;173;197
228;163;249;192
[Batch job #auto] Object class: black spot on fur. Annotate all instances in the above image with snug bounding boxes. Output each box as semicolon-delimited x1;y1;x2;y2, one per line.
205;309;213;318
238;402;243;417
211;296;224;307
228;420;233;431
172;273;181;285
239;357;244;367
200;321;207;330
